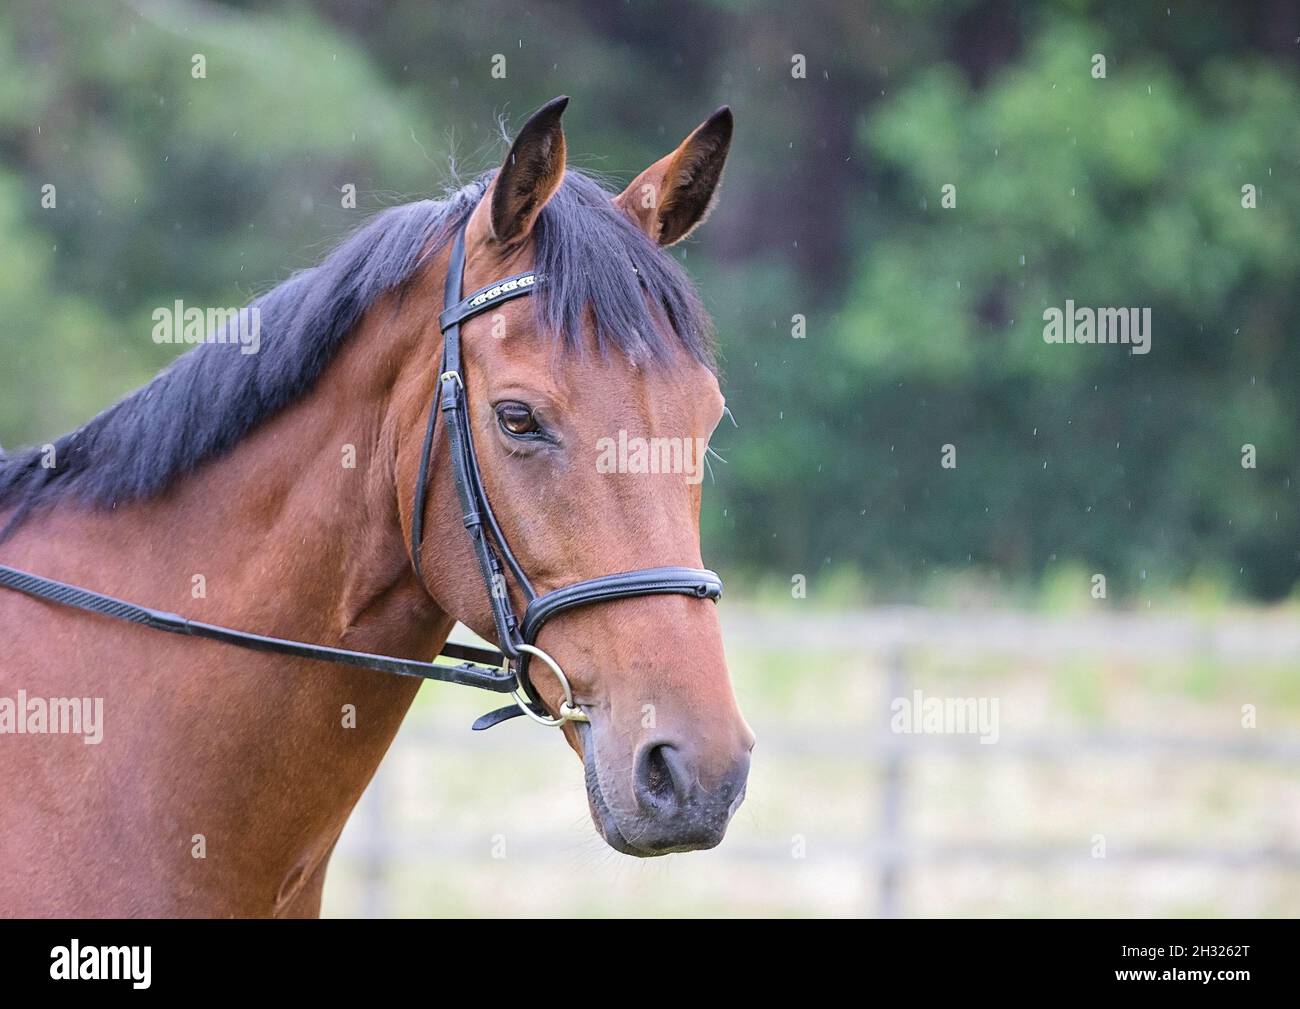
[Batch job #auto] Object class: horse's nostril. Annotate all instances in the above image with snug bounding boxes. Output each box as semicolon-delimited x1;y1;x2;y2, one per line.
635;742;682;812
644;747;670;796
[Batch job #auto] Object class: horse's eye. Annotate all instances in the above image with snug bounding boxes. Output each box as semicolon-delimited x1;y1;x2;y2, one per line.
496;402;540;438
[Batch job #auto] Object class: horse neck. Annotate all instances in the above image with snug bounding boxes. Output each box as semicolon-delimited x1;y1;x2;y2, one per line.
0;286;456;913
38;287;451;658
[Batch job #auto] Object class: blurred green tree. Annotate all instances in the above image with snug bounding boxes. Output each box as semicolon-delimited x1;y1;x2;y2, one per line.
1;0;1296;600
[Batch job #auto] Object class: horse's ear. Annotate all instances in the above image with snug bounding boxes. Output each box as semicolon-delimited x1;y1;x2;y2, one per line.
479;95;569;247
614;106;733;246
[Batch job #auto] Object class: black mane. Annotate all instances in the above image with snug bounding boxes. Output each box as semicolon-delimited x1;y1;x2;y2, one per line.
0;170;714;525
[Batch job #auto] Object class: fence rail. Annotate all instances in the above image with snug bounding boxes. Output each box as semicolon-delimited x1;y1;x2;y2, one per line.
333;606;1300;917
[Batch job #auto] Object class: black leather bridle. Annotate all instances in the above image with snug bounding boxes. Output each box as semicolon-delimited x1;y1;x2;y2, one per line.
409;223;722;727
0;221;723;730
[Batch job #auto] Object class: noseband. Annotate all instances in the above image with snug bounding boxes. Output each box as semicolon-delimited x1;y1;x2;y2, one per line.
0;221;723;731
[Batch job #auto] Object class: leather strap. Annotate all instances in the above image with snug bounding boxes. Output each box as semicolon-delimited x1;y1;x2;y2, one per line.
433;227;533;659
438;271;536;332
523;567;722;643
472;704;530;731
0;564;515;692
407;384;441;582
471;567;723;731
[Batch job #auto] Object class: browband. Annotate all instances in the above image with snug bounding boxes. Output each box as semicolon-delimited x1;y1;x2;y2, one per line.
437;271;537;332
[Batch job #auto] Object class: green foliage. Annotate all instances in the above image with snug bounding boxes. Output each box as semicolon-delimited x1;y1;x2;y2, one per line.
802;15;1300;600
0;1;1296;601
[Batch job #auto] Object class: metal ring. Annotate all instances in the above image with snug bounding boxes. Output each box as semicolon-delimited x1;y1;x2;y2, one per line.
510;642;589;726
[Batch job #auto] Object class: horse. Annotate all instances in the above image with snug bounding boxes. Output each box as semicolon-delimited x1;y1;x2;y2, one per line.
0;97;753;917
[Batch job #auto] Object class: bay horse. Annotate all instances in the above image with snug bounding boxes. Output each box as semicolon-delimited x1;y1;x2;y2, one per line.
0;97;752;917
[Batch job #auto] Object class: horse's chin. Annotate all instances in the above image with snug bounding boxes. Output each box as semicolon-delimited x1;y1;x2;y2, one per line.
572;723;643;856
576;723;637;855
586;791;646;856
